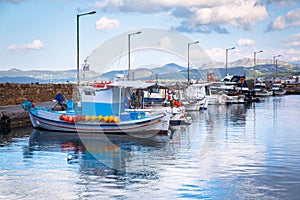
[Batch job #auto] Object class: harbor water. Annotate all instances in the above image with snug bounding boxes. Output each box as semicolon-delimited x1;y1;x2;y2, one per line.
1;95;300;199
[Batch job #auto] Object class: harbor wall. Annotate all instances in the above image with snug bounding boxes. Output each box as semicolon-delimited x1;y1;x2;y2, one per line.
0;83;76;130
0;83;76;106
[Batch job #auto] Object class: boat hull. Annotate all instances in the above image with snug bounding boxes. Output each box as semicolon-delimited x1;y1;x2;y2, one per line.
254;91;273;97
29;109;168;135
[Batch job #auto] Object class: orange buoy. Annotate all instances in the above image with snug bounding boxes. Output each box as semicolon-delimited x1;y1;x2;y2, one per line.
68;116;75;123
103;116;109;122
64;115;70;122
60;114;66;121
109;116;114;122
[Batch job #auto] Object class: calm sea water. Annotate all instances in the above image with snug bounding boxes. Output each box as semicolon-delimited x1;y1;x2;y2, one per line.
1;95;300;200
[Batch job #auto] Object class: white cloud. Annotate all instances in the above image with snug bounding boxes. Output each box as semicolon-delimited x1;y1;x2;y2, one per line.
92;0;268;33
267;8;300;31
95;16;120;31
205;48;225;62
237;39;255;46
282;33;300;47
191;0;268;30
8;39;44;50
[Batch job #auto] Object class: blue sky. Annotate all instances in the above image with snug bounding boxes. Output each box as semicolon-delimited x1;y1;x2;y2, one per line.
1;0;300;71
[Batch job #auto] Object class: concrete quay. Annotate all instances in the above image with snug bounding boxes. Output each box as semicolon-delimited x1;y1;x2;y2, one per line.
0;102;56;130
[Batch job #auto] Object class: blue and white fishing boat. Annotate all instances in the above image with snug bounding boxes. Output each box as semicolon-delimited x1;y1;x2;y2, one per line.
22;81;170;135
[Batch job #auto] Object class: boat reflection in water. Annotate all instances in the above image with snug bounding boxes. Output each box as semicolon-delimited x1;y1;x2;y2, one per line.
29;129;171;173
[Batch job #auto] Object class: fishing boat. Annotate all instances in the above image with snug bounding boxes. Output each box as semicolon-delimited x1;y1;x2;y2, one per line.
207;75;250;104
122;81;191;125
254;82;273;97
180;83;209;111
272;82;286;95
22;81;170;135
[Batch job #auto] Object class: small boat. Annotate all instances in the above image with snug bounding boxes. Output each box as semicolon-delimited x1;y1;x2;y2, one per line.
254;82;273;97
207;75;250;105
180;83;209;111
22;81;170;135
272;82;286;96
123;82;190;126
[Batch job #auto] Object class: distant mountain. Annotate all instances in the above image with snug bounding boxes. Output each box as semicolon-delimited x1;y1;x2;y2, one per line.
0;68;78;83
1;59;299;83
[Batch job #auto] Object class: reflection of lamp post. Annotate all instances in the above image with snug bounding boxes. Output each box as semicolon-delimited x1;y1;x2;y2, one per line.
225;47;235;76
77;11;96;85
128;31;142;80
187;41;199;85
273;55;281;79
253;50;263;84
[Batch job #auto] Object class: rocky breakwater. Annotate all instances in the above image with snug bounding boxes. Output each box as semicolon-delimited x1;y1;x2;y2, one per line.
0;83;76;131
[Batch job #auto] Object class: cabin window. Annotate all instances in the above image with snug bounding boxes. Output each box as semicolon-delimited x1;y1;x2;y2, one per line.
84;90;95;96
150;88;160;93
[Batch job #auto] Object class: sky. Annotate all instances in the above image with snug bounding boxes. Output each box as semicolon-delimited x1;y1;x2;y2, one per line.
1;0;300;71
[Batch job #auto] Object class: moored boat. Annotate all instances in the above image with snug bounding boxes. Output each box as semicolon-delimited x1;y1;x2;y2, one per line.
254;82;273;97
22;81;170;135
272;82;286;96
181;83;209;111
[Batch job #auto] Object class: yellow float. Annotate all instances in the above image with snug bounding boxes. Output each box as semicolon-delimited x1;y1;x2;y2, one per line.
103;116;109;122
85;115;90;121
91;115;97;121
109;116;114;122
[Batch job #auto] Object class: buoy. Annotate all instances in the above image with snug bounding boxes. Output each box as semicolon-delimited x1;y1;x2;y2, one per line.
109;116;114;122
80;116;85;121
85;115;90;121
68;116;75;123
91;115;97;121
103;116;109;122
113;116;120;123
64;115;70;122
60;114;66;121
73;116;80;122
97;115;103;121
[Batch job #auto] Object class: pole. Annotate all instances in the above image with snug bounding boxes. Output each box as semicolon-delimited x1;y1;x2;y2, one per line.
273;54;281;79
188;43;190;85
77;15;79;86
76;11;96;86
128;34;130;80
253;50;263;84
187;41;199;85
127;31;142;80
275;59;278;79
225;49;228;76
225;47;235;76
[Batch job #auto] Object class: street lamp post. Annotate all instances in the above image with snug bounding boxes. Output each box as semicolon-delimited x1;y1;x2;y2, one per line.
128;31;142;80
273;54;281;65
273;55;281;80
187;41;199;85
253;50;263;84
225;47;235;76
77;11;96;86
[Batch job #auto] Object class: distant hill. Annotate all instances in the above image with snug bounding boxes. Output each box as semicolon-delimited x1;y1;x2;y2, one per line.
1;59;299;83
